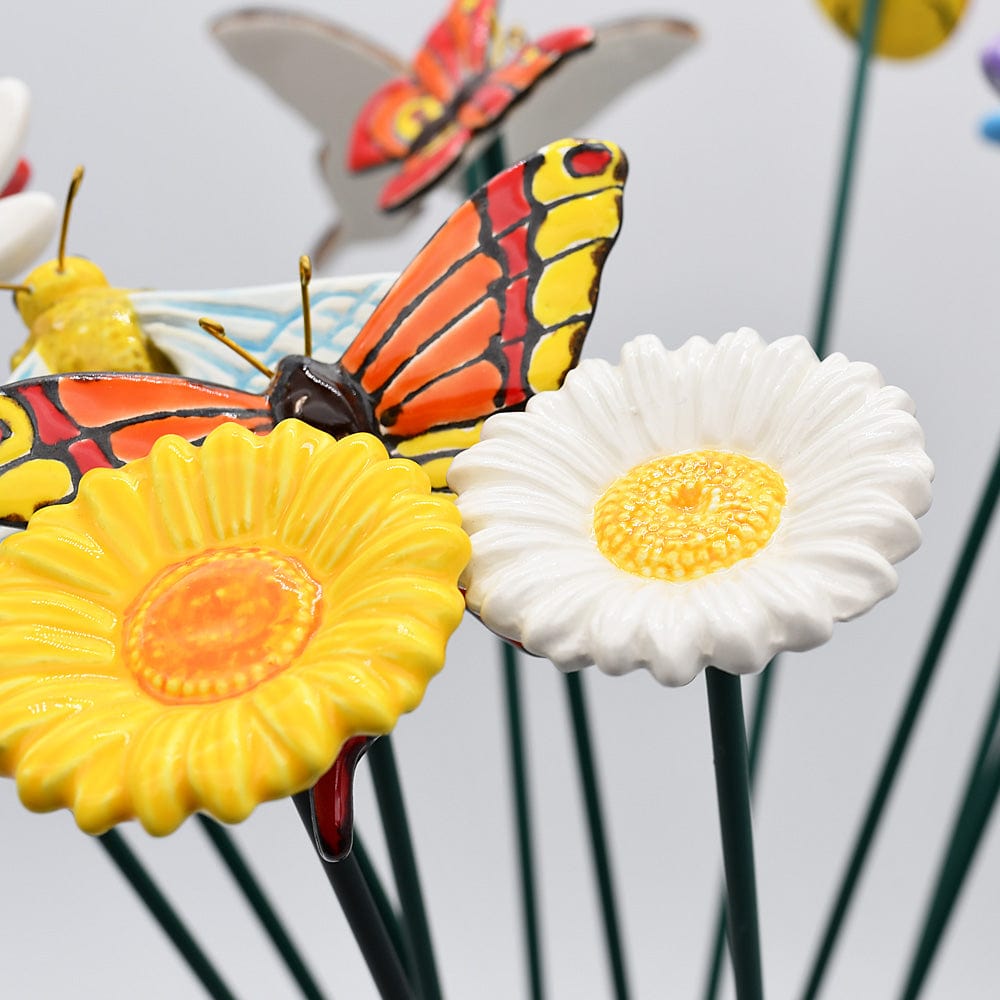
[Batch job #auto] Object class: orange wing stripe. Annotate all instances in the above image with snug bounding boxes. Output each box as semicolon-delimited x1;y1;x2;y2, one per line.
109;414;269;463
340;200;485;373
377;297;501;413
358;252;502;393
59;376;265;428
385;359;502;438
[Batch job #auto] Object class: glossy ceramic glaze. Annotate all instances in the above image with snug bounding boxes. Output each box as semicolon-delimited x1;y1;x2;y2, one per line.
0;421;469;835
449;330;935;686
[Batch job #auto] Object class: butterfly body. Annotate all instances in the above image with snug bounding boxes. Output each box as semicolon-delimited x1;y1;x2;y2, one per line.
1;138;627;526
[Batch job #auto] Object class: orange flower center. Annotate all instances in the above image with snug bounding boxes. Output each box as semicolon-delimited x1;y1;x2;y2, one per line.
123;546;322;704
593;450;787;582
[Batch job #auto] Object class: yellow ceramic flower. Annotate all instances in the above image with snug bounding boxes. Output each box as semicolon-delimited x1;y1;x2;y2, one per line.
815;0;968;59
0;420;469;835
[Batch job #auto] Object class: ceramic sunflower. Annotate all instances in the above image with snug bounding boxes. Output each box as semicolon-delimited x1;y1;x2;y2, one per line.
448;329;933;686
0;420;469;834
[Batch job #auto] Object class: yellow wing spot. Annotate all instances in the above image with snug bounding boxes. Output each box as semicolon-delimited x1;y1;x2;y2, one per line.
533;188;622;261
0;460;74;523
532;247;602;328
817;0;967;58
530;138;625;207
394;423;486;461
0;396;34;464
527;321;585;393
418;456;456;492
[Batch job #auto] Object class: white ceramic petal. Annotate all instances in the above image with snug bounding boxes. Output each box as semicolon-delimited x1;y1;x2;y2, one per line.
0;192;58;281
0;78;30;189
451;331;933;687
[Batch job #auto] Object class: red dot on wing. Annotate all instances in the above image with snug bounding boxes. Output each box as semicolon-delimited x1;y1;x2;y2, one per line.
564;144;612;178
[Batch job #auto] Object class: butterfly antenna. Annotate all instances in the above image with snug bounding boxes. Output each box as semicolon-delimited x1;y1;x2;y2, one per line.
198;318;275;378
299;254;313;358
57;166;85;273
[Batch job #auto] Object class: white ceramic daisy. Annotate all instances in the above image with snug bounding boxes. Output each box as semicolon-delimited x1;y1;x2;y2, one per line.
448;329;934;686
0;77;57;281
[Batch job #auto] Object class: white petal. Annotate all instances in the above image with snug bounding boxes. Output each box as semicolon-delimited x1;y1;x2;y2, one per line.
451;331;932;688
0;78;30;189
0;192;58;280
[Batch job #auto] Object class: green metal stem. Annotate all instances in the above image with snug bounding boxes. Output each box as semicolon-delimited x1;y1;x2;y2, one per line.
98;828;238;1000
801;441;1000;1000
813;0;883;358
368;735;442;1000
197;816;327;1000
503;640;546;1000
292;794;414;1000
703;2;882;995
353;832;416;985
563;671;630;999
706;667;764;1000
898;659;1000;1000
702;666;779;1000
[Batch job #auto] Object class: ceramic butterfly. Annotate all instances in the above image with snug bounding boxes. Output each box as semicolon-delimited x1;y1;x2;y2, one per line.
0;137;627;526
0;78;57;281
980;36;1000;144
212;7;694;255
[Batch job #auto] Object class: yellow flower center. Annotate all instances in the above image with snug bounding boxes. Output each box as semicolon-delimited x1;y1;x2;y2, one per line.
593;450;787;582
123;546;322;704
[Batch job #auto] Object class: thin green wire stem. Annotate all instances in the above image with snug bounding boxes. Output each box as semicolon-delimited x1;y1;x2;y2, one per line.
353;831;416;985
503;640;546;1000
813;0;883;358
368;735;442;1000
702;665;779;1000
705;668;764;1000
197;815;327;1000
98;828;239;1000
291;794;414;1000
801;440;1000;1000
702;3;883;995
898;658;1000;1000
563;671;630;1000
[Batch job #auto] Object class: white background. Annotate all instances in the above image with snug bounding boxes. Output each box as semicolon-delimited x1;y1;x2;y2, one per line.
2;1;1000;998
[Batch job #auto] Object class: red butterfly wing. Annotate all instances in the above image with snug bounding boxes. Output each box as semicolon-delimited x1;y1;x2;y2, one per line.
458;26;595;132
340;137;627;488
0;374;273;526
377;120;472;211
348;0;495;173
413;0;495;102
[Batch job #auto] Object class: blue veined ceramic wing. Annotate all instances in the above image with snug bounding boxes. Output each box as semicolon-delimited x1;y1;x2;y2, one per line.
9;272;396;392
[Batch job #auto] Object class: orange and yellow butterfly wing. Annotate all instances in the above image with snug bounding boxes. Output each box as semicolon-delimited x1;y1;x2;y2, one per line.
348;0;495;172
0;374;273;526
340;136;627;488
